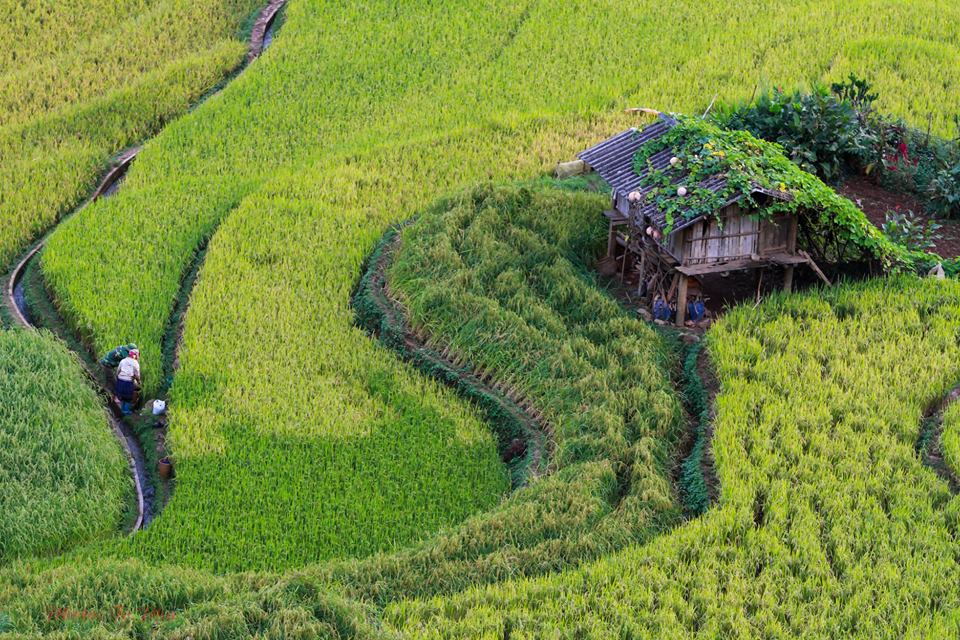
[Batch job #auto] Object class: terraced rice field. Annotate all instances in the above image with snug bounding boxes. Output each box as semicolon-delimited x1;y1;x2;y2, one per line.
0;0;263;268
0;330;128;562
4;0;960;637
388;277;960;637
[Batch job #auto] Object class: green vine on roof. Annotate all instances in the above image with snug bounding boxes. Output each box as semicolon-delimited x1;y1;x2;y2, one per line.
631;116;905;266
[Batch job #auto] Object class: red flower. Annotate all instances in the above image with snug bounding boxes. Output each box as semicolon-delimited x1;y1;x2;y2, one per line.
897;140;909;161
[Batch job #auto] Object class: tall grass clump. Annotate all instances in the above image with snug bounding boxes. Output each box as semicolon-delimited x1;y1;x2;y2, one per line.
941;401;960;476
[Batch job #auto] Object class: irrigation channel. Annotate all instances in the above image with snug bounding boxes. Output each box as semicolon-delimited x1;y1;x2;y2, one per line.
676;341;720;516
2;0;288;534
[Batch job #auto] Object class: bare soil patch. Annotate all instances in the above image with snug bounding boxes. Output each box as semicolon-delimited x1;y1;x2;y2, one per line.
840;175;960;259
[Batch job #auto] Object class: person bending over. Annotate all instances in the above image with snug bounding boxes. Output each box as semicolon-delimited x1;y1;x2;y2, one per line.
100;343;137;384
116;349;141;415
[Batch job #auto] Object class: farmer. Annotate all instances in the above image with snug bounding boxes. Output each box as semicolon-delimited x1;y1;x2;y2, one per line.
115;348;141;416
100;343;137;383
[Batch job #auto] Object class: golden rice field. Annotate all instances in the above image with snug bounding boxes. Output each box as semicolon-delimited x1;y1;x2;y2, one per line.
0;0;263;268
3;0;960;637
0;330;128;563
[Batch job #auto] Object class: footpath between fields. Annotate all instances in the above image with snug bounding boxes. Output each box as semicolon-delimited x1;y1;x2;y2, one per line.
918;384;960;493
0;0;289;535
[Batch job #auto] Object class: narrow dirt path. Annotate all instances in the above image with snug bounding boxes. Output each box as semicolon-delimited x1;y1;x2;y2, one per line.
2;0;288;535
248;0;287;61
918;384;960;493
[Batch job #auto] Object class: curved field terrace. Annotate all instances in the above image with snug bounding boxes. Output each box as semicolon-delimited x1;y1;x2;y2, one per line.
3;1;960;638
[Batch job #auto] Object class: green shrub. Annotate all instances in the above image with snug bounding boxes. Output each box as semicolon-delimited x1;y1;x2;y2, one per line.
717;76;960;220
880;208;942;251
928;162;960;218
714;84;873;183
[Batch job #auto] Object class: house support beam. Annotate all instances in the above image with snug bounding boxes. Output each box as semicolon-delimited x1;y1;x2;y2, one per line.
676;253;806;277
799;250;832;286
783;265;795;293
676;275;689;326
637;252;647;296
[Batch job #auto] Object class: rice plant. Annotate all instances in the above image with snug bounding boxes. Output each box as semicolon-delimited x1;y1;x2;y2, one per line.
0;330;128;562
386;276;960;637
0;0;262;270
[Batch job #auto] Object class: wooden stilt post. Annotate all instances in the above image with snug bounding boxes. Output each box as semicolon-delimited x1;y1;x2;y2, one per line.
784;216;798;294
667;271;681;302
637;252;647;296
783;265;795;293
607;221;617;259
676;274;688;326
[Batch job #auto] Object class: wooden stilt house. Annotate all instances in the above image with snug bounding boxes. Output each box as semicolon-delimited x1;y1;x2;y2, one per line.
578;114;830;325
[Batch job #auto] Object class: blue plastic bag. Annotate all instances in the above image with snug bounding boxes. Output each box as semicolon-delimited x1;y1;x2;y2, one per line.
687;299;706;322
653;298;673;322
